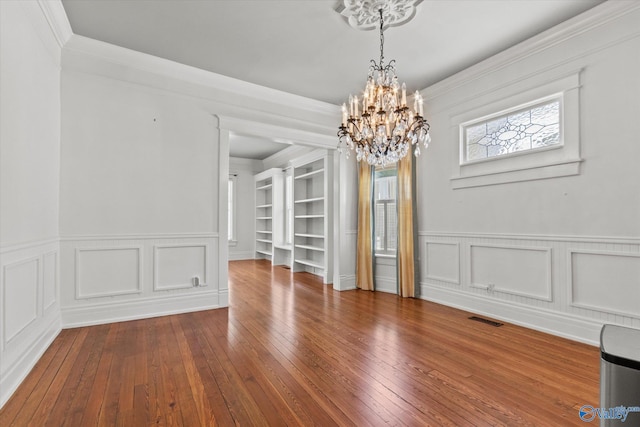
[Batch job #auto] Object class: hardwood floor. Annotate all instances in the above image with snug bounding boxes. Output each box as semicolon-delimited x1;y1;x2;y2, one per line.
0;259;599;426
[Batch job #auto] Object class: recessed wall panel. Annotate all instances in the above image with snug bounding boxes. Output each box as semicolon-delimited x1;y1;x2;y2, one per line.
570;251;640;317
43;251;57;310
3;258;39;343
470;244;551;300
155;245;206;290
76;247;142;299
425;241;460;284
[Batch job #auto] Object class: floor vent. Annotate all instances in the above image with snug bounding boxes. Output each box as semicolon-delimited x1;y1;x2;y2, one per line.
468;316;503;327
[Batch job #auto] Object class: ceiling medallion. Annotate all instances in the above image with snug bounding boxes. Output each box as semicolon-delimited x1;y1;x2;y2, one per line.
335;0;423;31
337;6;431;166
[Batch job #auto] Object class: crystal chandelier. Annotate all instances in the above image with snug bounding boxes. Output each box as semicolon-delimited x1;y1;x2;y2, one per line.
337;8;431;166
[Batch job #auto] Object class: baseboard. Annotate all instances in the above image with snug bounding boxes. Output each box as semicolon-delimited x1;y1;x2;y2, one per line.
0;310;61;409
61;291;225;328
334;274;356;291
376;277;397;294
419;283;602;346
228;251;255;261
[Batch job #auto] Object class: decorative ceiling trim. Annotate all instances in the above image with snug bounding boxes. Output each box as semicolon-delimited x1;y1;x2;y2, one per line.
335;0;423;31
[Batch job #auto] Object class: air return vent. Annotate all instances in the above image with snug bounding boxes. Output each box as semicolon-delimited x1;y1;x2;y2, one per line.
468;316;503;327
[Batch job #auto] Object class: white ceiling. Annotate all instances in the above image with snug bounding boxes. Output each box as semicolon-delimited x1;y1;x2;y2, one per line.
60;0;605;106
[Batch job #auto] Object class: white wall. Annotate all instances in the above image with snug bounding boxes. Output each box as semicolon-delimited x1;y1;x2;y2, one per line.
58;34;338;326
416;2;640;344
0;0;68;408
229;157;262;260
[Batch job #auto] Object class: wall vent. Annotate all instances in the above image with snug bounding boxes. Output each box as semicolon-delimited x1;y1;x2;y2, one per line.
468;316;503;327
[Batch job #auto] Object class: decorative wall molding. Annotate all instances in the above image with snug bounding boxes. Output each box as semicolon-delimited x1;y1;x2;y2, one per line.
336;0;423;30
468;243;552;302
61;290;223;328
63;34;340;118
0;309;60;409
424;241;460;285
2;257;40;345
568;249;640;318
419;283;602;346
1;237;60;253
425;1;640;101
418;232;640;344
60;232;218;241
37;0;73;48
0;238;61;410
418;231;640;245
74;246;143;299
153;244;208;291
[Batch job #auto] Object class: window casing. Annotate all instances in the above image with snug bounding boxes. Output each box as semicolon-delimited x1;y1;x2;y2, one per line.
451;71;582;189
374;166;397;256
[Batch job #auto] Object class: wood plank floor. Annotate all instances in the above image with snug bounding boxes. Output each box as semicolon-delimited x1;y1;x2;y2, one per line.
0;259;599;426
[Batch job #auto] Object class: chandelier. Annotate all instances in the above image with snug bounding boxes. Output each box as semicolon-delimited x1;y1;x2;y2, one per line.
337;8;430;166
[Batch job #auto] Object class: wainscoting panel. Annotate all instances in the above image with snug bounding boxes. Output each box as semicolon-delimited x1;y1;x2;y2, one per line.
2;257;39;345
418;232;640;344
154;244;207;291
43;251;57;311
569;250;640;317
0;239;61;409
425;241;460;285
469;244;552;301
60;233;223;327
75;247;142;299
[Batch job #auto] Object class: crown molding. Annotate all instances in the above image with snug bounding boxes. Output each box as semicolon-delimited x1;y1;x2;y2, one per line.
423;1;640;100
63;34;340;118
37;0;72;48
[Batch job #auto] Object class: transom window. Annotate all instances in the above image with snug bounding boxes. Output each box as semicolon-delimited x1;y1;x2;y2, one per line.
462;97;561;163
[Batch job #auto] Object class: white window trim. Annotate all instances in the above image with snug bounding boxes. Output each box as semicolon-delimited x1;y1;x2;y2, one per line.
450;71;582;189
228;174;238;246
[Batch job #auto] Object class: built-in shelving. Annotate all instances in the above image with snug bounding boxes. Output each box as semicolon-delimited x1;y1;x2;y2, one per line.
254;172;275;261
292;154;331;283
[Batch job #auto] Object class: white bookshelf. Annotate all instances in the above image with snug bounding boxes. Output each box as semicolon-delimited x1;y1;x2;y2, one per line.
254;171;274;261
292;152;332;283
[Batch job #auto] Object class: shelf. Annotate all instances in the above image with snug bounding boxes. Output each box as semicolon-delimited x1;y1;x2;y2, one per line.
295;244;324;252
256;250;272;256
256;216;272;220
256;239;272;244
256;204;272;209
294;258;324;269
294;197;324;204
256;184;272;191
295;214;324;219
274;244;292;250
256;230;272;234
295;233;324;239
295;168;324;180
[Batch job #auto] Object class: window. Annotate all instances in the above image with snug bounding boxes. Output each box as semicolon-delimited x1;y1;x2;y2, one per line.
462;98;561;163
374;166;397;256
451;71;582;189
228;175;237;244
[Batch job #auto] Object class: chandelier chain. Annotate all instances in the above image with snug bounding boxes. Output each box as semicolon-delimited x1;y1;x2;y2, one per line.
378;8;385;68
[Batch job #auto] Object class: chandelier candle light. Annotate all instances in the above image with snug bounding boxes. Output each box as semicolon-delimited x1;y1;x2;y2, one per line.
338;8;430;166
